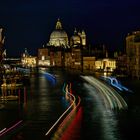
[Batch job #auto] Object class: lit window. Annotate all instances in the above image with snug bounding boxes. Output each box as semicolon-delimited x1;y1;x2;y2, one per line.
42;56;45;60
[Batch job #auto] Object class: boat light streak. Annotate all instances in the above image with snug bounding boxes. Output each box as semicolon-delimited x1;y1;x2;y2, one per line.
100;76;133;93
0;120;23;137
45;83;76;136
58;96;81;129
52;96;81;140
40;70;56;85
81;76;127;110
0;128;6;134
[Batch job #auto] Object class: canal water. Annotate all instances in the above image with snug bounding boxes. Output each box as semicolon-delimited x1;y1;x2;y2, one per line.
0;69;70;140
117;79;140;140
0;69;140;140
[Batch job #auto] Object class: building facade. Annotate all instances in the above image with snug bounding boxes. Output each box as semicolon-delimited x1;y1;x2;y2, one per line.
38;19;86;69
115;53;128;76
21;48;37;68
83;57;96;71
126;31;140;79
95;58;116;72
38;48;50;66
37;19;117;73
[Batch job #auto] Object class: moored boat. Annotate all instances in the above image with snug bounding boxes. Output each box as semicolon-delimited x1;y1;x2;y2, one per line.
0;95;18;101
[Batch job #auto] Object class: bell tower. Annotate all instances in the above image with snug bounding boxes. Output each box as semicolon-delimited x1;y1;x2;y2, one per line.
81;30;86;46
78;30;86;46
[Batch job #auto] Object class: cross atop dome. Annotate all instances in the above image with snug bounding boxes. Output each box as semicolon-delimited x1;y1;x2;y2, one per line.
55;18;63;30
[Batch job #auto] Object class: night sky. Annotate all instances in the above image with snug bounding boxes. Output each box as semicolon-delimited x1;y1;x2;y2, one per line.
0;0;140;57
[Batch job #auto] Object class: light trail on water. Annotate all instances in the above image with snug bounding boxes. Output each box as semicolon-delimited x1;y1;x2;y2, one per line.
81;76;127;110
45;82;82;140
83;82;120;140
0;120;23;137
51;96;81;140
0;128;6;134
45;83;76;136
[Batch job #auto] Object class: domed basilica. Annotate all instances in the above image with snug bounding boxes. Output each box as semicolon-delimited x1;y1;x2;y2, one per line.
24;19;116;72
38;19;89;69
48;19;69;47
47;19;86;48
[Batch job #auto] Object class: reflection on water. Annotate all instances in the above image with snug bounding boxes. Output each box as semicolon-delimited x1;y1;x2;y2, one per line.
101;110;119;140
83;83;120;140
0;70;140;140
0;70;66;140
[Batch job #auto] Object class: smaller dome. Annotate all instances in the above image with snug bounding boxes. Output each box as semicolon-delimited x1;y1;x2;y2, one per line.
71;35;81;42
70;28;81;46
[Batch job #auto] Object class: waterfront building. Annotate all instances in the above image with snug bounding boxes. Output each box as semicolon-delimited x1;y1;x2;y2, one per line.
38;19;85;69
126;31;140;79
37;19;116;73
71;47;82;69
115;53;128;76
21;48;37;68
83;56;96;71
38;47;50;66
95;58;116;72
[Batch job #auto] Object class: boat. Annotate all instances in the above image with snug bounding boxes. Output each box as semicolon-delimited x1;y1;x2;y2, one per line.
0;95;18;101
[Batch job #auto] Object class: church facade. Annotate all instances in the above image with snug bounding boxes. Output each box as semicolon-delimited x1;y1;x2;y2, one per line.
37;19;116;72
38;19;89;70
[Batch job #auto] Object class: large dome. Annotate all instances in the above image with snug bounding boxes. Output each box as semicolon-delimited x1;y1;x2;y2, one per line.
48;19;69;47
50;30;68;40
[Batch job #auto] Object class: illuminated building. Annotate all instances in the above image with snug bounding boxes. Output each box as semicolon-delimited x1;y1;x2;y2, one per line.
70;28;86;47
79;30;86;46
37;19;116;73
71;47;82;69
95;58;116;72
38;19;86;69
53;50;64;67
126;31;140;79
64;51;73;68
83;57;96;70
21;48;37;68
38;47;51;66
48;19;69;47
